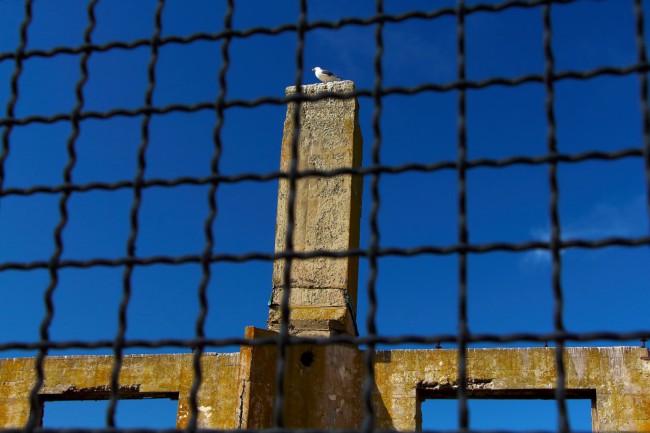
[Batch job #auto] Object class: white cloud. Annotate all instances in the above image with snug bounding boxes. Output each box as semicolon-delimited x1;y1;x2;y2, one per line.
521;195;647;269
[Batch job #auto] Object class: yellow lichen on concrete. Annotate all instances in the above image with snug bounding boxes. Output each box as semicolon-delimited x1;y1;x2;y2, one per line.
0;353;240;428
372;347;650;431
176;353;241;428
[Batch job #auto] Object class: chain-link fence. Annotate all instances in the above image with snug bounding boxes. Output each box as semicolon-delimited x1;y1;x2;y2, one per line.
1;0;649;431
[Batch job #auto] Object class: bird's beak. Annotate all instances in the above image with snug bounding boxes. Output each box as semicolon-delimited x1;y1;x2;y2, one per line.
311;68;315;71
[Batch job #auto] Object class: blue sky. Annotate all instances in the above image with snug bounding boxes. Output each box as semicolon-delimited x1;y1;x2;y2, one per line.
1;0;649;430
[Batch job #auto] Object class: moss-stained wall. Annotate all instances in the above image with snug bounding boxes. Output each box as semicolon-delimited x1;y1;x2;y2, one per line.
3;346;647;430
0;353;240;428
373;347;650;431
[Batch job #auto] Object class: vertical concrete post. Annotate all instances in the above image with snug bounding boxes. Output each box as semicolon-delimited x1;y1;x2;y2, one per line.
0;358;32;427
267;81;363;336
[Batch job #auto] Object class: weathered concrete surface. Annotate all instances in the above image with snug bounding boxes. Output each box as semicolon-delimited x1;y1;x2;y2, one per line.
237;327;278;428
2;346;648;430
373;347;650;431
0;353;240;428
268;80;363;337
238;327;364;429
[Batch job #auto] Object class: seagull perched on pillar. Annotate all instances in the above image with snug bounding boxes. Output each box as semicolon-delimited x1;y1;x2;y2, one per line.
312;66;341;83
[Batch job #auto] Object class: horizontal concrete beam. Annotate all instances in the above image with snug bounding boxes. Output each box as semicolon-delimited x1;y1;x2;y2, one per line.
2;346;648;431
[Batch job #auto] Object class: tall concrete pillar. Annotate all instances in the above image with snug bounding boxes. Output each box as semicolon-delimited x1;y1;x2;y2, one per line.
267;81;363;337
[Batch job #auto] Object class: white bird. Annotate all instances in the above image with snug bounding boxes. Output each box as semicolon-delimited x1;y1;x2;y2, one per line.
312;66;341;83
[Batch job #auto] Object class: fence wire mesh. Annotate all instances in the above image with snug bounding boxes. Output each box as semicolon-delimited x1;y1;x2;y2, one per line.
1;0;649;432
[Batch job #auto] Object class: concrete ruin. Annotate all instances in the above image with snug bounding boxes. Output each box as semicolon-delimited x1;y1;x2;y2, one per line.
1;81;649;430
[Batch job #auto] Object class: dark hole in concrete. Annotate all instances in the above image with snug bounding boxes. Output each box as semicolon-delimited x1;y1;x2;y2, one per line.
300;350;315;367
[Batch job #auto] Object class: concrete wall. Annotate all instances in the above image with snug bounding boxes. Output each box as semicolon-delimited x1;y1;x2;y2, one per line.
374;347;650;431
2;346;648;430
0;353;240;428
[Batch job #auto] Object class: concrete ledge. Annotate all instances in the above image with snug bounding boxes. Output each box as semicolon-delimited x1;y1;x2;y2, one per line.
267;306;356;337
286;80;355;95
2;346;649;430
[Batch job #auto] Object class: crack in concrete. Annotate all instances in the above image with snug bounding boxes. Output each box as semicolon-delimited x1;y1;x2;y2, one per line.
238;379;247;428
